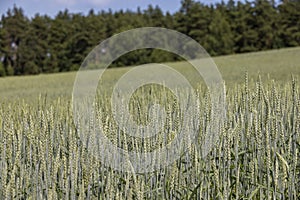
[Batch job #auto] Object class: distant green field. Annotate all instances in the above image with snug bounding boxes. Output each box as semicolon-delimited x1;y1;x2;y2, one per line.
0;47;300;101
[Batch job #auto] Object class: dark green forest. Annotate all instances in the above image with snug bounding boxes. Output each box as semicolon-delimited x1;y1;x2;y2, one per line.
0;0;300;76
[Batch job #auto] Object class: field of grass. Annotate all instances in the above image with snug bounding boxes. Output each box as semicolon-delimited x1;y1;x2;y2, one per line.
0;47;299;199
1;47;300;101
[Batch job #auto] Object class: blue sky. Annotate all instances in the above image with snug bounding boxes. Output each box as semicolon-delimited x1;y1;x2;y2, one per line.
0;0;223;18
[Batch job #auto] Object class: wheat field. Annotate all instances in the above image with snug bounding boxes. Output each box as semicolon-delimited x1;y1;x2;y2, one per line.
0;48;299;199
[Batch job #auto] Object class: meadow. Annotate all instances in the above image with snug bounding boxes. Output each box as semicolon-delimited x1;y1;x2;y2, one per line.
0;47;299;199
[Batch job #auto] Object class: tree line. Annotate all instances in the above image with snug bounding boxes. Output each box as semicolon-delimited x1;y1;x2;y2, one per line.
0;0;300;76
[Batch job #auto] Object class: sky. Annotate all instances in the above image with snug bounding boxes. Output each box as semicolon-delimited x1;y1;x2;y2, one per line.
0;0;223;18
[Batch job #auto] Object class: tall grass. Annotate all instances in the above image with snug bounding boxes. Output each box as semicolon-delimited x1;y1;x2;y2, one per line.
0;77;299;199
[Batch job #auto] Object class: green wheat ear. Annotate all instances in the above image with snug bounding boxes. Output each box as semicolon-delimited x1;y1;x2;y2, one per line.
1;75;300;199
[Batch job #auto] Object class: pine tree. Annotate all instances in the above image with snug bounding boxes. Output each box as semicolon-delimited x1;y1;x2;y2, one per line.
0;6;29;75
278;0;300;46
231;1;259;53
48;9;73;72
207;6;234;55
18;14;51;74
252;0;280;50
0;60;6;77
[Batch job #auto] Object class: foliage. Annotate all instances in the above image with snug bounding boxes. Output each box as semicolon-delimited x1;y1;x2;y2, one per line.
0;0;300;76
0;61;5;76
